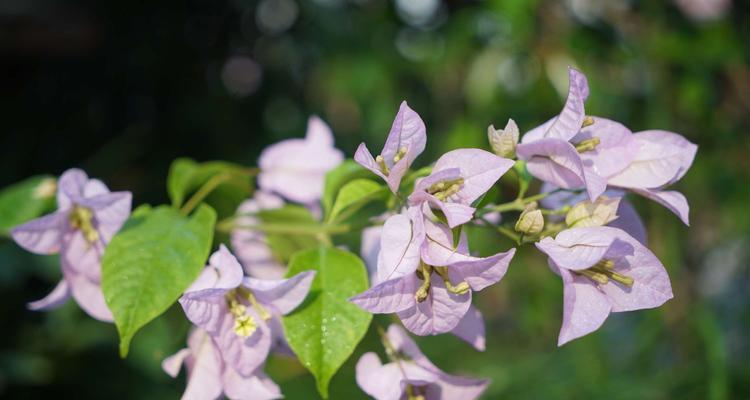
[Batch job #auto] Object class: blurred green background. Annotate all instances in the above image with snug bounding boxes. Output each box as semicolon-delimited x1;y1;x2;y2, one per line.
1;0;748;398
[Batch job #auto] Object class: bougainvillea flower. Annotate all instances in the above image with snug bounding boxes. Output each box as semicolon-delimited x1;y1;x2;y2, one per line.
516;68;603;200
517;68;640;202
356;324;488;400
540;183;647;244
408;148;514;228
607;130;697;225
179;245;315;376
535;226;672;345
231;191;286;279
355;101;427;193
351;211;514;348
522;67;590;143
258;116;344;204
572;118;640;180
163;328;281;400
11;168;131;322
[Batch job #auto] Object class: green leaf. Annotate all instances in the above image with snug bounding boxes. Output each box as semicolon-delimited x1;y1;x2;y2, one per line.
102;204;216;357
321;160;373;216
327;179;385;223
0;175;56;235
167;158;199;208
167;158;253;217
282;247;372;398
257;205;320;264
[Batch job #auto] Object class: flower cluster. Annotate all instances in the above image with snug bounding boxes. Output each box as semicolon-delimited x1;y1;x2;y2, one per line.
169;244;314;398
12;168;131;321
350;103;517;349
6;66;696;399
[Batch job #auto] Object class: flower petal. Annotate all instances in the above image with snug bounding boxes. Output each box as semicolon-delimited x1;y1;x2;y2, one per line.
182;330;224;400
356;353;409;400
412;168;462;195
305;115;334;148
354;143;393;191
398;277;471;335
386;324;435;369
58;237;113;322
536;227;615;271
27;279;71;311
448;248;515;291
179;296;227;335
215;310;272;377
360;225;382;282
632;188;690;226
521;117;554;144
11;211;68;254
186;245;244;294
636;130;697;184
231;192;287;279
574;117;638;179
223;369;282;400
608;130;696;190
436;372;490;400
83;178;109;197
350;275;416;314
608;199;647;244
242;270;316;315
450;305;486;351
62;262;113;322
556;266;611;346
420;217;470;266
377;208;424;283
541;67;589;142
597;228;673;312
410;192;476;229
83;191;132;244
517;138;605;201
382;101;427;169
57;168;89;209
258;123;344;203
162;348;190;378
432;149;515;205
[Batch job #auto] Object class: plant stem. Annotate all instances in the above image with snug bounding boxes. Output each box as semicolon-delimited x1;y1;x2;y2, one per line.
180;173;233;215
496;225;522;244
479;188;563;215
217;222;350;236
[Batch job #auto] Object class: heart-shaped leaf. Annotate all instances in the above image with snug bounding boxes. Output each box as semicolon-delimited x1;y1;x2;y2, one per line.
102;204;216;357
282;247;372;398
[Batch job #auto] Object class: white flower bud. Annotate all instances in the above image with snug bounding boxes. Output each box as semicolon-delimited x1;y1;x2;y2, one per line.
33;178;57;199
515;203;544;235
565;196;621;228
488;119;519;159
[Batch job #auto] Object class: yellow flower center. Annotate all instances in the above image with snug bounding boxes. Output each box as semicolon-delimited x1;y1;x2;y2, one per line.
575;259;634;286
226;288;273;337
68;205;99;244
427;178;464;201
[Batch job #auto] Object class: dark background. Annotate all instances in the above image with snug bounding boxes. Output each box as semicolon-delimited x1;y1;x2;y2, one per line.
1;0;749;398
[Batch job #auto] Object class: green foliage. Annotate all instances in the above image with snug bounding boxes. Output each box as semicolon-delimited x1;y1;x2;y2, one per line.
282;247;372;398
102;204;216;357
167;158;253;218
327;179;385;223
0;175;56;235
321;160;373;216
256;205;321;264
